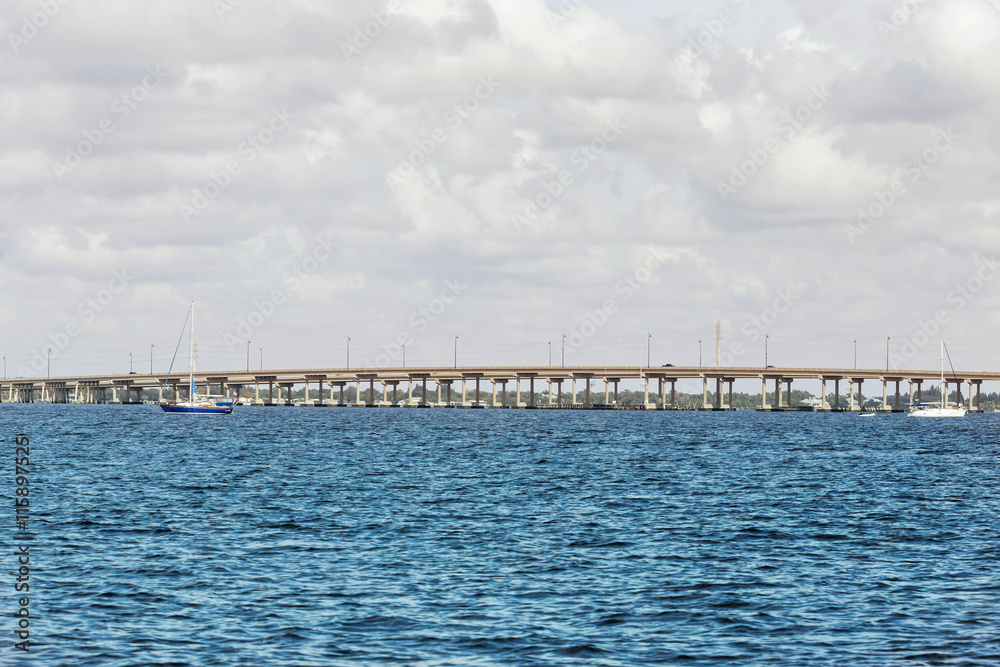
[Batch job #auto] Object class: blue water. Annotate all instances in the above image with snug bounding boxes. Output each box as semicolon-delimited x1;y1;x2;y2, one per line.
3;405;999;666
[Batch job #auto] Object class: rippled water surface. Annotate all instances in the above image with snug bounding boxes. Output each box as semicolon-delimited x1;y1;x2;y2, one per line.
4;405;1000;666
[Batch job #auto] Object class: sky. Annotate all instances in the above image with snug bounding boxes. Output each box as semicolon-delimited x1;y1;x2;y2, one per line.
2;0;1000;383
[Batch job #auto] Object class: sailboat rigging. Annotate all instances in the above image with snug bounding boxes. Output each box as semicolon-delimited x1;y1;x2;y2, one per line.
907;337;966;418
159;301;234;415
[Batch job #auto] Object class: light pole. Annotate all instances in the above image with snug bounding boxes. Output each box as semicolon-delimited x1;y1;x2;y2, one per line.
150;344;154;374
698;339;702;367
886;336;890;371
129;352;133;374
854;339;857;369
402;344;406;368
561;334;566;367
347;337;351;370
454;335;458;368
647;333;651;367
246;340;251;372
47;348;51;378
548;341;552;367
259;347;262;371
765;334;768;367
2;356;5;378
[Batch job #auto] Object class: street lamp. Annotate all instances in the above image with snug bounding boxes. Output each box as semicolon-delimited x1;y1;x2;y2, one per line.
647;333;651;367
150;343;154;374
454;335;458;368
347;337;351;370
246;340;251;372
765;334;768;367
129;352;132;374
698;339;702;367
561;334;566;367
47;348;51;378
402;344;406;368
886;336;890;371
259;347;262;371
548;341;552;367
854;339;857;369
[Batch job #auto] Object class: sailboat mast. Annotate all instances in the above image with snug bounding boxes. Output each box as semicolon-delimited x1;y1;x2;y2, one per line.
190;301;196;397
940;337;945;409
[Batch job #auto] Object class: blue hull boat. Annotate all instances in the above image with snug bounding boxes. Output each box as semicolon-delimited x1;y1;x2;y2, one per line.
160;402;233;415
159;301;235;416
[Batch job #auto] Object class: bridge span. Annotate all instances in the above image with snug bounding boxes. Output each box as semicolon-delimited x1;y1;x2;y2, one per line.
1;365;995;412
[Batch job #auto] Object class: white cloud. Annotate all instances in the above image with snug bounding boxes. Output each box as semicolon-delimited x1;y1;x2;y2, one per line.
2;0;1000;377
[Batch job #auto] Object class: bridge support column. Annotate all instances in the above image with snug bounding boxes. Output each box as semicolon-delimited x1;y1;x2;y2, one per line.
882;379;888;411
548;380;553;405
604;379;610;406
493;381;498;407
644;377;650;407
703;376;709;409
715;378;722;409
571;379;577;405
821;378;827;410
529;377;535;407
424;377;429;406
895;381;901;411
728;380;734;410
461;379;467;405
584;379;591;407
761;377;767;409
515;378;521;407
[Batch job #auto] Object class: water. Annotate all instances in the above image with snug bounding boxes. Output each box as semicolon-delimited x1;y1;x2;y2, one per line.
3;405;999;665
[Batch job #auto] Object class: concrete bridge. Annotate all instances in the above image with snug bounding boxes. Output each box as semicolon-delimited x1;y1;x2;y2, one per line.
0;365;994;412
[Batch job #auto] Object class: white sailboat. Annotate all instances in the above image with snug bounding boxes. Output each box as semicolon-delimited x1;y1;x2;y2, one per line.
159;302;233;415
907;337;966;418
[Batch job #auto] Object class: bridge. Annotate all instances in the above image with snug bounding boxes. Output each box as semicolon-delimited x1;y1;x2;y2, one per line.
1;365;994;412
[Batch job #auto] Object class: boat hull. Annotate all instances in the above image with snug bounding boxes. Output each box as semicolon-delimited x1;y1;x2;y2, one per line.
907;407;967;418
160;403;233;415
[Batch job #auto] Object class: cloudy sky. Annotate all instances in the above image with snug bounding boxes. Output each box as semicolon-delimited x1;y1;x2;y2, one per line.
3;0;1000;382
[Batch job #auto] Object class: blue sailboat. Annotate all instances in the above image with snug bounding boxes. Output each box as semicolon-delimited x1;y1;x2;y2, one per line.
160;302;234;415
